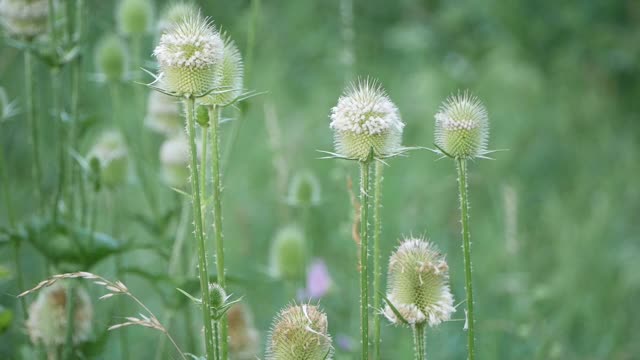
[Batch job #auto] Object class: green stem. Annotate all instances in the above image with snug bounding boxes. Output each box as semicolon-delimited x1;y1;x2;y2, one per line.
69;0;85;222
213;321;220;360
412;324;426;360
208;106;228;359
456;158;475;360
372;161;383;359
185;98;216;360
51;68;66;223
62;283;76;360
359;160;370;360
24;50;43;210
200;124;209;226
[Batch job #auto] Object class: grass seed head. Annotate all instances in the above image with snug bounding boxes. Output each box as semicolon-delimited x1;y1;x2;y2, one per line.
434;91;489;159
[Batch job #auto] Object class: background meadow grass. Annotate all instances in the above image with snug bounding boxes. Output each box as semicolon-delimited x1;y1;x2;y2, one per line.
1;0;639;359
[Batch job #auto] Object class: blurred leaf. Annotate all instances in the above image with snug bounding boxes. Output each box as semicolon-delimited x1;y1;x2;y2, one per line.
176;288;202;306
0;265;10;280
0;305;13;335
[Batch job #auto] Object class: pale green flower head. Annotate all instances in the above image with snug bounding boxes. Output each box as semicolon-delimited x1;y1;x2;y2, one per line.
269;225;307;281
383;238;454;327
434;92;489;159
117;0;153;35
88;131;128;188
159;135;189;187
145;91;183;136
153;13;224;97
208;283;228;309
201;36;244;106
26;282;93;348
287;170;321;208
157;1;198;34
266;304;333;360
0;0;48;39
330;79;404;161
95;34;128;83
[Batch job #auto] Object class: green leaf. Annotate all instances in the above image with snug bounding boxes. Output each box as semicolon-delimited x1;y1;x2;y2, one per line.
0;265;10;280
176;288;202;306
0;305;13;334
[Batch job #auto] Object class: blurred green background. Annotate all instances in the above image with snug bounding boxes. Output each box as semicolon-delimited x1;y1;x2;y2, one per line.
1;0;639;359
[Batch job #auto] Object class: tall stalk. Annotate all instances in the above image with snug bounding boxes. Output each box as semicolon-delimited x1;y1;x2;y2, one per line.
62;283;76;360
23;50;43;210
185;98;216;360
372;161;383;359
456;158;475;359
412;324;426;360
358;160;370;360
51;67;66;222
208;105;228;359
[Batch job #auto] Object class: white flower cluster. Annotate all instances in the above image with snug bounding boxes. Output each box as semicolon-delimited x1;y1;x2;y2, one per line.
0;0;48;37
153;15;224;69
435;92;488;131
330;81;404;135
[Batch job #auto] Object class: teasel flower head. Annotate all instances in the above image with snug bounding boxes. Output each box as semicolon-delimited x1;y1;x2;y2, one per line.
117;0;153;35
434;91;489;159
266;303;333;360
286;170;321;208
228;303;260;360
95;34;128;83
329;79;404;161
269;225;307;281
0;0;49;39
157;1;198;35
145;91;183;136
201;36;244;106
153;13;224;97
383;238;454;327
160;135;190;187
208;283;228;310
87;131;129;188
26;281;93;348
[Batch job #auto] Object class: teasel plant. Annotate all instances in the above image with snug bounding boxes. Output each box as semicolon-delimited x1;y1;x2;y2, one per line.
382;238;455;360
324;79;407;359
430;91;494;360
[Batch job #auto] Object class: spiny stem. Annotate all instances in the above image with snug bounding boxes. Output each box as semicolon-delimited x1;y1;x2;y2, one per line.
24;50;43;211
372;161;383;360
51;68;66;223
213;320;220;360
200;123;209;225
456;158;475;360
412;324;426;360
359;160;370;360
208;105;228;359
185;97;216;360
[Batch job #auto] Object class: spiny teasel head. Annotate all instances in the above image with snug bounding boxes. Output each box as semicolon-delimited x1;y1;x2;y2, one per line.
153;12;224;97
434;91;489;159
0;0;49;39
160;135;189;187
329;79;404;161
266;303;333;360
228;303;260;360
157;1;198;35
269;225;307;281
208;283;228;310
87;131;128;188
201;36;244;106
116;0;153;35
383;238;454;327
287;170;321;208
145;91;183;136
95;34;128;83
26;281;93;348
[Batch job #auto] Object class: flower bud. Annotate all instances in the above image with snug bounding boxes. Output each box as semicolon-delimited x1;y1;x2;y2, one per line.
286;170;321;208
26;282;93;348
383;238;454;327
116;0;153;35
434;92;489;159
87;131;128;188
329;79;404;161
228;303;260;360
269;225;307;281
153;13;224;97
160;135;190;188
266;304;333;360
202;37;244;106
95;34;127;83
145;91;183;136
0;0;48;39
157;1;197;35
208;283;227;310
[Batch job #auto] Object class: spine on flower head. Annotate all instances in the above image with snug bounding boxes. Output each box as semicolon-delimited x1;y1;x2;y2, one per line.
201;35;244;106
434;91;489;159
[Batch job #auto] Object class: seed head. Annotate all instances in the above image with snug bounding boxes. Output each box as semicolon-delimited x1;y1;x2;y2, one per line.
330;79;404;161
208;283;227;309
157;2;198;35
269;225;307;281
228;303;260;360
202;36;244;106
117;0;153;35
287;170;321;208
159;135;190;187
266;304;333;360
434;92;489;159
145;91;183;136
87;131;128;188
383;238;454;327
26;281;93;348
0;0;48;39
95;34;128;83
153;13;224;97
